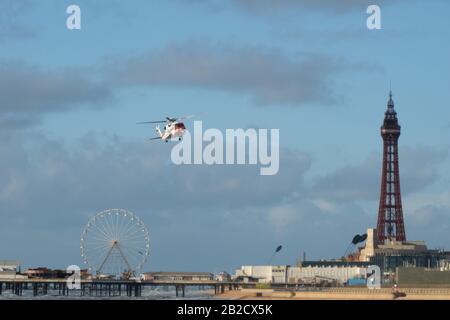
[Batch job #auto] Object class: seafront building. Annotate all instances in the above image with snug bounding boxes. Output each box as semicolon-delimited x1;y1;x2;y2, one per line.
234;264;367;285
141;271;214;282
0;261;27;280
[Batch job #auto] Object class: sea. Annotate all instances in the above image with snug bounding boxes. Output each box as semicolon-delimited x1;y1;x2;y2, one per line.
0;286;220;300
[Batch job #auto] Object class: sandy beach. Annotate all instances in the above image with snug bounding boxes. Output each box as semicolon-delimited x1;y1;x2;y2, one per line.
217;288;450;300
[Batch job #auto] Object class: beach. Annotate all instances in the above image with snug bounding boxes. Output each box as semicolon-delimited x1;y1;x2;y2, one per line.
216;288;450;300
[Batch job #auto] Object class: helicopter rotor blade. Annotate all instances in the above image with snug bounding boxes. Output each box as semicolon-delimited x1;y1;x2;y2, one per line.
137;121;166;124
138;115;194;125
175;114;195;122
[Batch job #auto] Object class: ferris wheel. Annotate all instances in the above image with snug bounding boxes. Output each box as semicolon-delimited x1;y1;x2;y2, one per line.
80;209;150;278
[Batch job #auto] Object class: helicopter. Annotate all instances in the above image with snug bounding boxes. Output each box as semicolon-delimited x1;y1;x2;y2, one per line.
137;115;193;142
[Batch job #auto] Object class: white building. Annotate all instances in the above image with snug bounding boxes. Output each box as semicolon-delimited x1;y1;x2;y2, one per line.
0;260;27;280
289;266;366;284
235;265;367;285
0;260;20;272
235;265;287;283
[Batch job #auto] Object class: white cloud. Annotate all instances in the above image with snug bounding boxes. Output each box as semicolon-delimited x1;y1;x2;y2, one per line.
106;41;360;107
267;204;300;231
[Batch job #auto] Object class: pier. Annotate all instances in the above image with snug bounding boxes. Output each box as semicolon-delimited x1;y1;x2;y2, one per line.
0;279;244;298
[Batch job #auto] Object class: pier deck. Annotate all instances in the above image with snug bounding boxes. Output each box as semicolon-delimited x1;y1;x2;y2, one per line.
0;279;245;298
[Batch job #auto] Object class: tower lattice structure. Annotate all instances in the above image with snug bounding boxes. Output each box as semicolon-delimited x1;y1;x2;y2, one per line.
376;91;406;244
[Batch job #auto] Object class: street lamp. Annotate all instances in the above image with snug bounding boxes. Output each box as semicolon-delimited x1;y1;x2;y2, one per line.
268;245;283;265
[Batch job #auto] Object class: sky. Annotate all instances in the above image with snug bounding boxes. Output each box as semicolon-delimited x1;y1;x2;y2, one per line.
1;0;450;273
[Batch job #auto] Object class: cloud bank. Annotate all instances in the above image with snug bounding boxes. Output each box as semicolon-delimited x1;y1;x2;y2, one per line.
1;130;448;269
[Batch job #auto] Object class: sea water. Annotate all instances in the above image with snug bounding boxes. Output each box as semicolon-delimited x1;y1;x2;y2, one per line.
0;286;222;300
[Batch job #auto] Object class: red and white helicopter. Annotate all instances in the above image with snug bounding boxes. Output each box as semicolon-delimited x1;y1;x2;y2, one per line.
137;115;193;142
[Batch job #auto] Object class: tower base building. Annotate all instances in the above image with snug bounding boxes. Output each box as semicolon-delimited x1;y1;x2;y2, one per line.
359;228;448;275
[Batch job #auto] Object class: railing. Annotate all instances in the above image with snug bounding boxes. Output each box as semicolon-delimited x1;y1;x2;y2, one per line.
306;287;450;295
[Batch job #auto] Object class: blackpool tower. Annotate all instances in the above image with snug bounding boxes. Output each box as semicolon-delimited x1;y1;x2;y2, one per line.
376;91;406;244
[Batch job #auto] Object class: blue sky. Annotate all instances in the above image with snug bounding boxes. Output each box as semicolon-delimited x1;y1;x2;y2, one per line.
1;0;450;273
